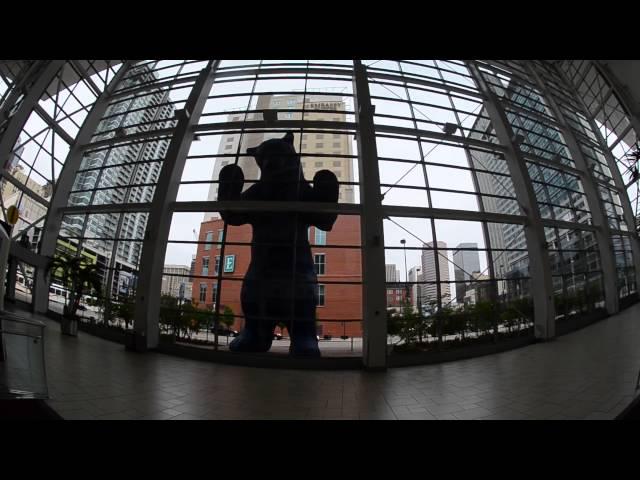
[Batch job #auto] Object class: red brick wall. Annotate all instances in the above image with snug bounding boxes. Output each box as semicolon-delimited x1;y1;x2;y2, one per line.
192;215;363;337
386;286;408;308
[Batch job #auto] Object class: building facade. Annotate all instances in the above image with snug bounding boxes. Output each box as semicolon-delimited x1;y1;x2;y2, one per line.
65;65;175;271
408;266;422;311
452;243;481;305
193;215;363;338
161;264;193;300
421;241;451;307
203;93;355;222
385;264;400;283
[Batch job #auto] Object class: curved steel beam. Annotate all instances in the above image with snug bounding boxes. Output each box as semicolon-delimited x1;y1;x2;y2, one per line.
526;62;620;315
32;61;134;314
467;61;556;340
132;61;218;349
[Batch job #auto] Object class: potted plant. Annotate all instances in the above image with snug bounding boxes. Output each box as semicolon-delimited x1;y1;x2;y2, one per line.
46;253;103;336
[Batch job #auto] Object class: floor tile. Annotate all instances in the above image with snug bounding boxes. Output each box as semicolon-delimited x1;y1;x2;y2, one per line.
21;302;640;422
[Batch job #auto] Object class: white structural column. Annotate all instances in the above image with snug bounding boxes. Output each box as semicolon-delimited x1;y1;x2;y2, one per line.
0;61;64;178
467;62;556;339
0;61;64;312
132;61;218;350
352;61;389;368
0;61;41;123
33;61;134;314
0;62;57;226
526;63;619;314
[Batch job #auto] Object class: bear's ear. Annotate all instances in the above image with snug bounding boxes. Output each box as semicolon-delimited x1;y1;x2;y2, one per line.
283;131;295;145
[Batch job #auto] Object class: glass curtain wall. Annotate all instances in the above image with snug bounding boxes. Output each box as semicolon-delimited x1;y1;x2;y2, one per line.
1;59;637;363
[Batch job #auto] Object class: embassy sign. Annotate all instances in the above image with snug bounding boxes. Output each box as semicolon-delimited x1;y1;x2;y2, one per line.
224;255;235;273
304;101;344;111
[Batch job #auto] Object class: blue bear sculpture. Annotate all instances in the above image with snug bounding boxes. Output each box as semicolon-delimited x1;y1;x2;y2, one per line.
218;131;339;357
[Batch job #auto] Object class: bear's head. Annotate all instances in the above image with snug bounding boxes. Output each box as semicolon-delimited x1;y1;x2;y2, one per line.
246;131;304;183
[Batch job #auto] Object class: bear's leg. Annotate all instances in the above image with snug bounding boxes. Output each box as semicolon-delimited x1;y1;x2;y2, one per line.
229;280;274;353
228;320;273;352
288;295;321;358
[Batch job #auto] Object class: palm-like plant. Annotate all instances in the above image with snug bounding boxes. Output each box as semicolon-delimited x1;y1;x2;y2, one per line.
46;253;103;320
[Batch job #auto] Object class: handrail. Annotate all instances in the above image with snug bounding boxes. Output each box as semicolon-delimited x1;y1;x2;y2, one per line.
0;310;46;328
0;330;43;340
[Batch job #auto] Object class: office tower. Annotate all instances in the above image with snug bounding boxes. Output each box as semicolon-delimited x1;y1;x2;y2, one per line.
452;243;481;304
1;166;49;228
468;78;588;299
421;241;450;306
6;134;24;172
64;64;175;270
386;264;400;283
408;266;422;310
385;262;405;310
203;93;355;221
190;254;196;277
161;264;193;300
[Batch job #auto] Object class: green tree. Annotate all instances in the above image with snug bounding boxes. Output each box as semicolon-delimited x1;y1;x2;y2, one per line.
512;297;534;331
179;302;198;339
386;306;417;346
159;294;181;335
46;253;102;319
387;310;402;346
113;295;135;330
436;306;455;340
220;305;235;329
585;284;602;312
180;303;209;340
450;306;470;341
400;301;418;345
500;305;519;333
472;300;496;337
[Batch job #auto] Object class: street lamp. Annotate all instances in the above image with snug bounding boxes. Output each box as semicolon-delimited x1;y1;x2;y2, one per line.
415;267;421;314
400;239;408;304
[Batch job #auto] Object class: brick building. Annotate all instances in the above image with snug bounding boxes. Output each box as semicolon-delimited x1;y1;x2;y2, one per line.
386;283;409;312
192;215;363;337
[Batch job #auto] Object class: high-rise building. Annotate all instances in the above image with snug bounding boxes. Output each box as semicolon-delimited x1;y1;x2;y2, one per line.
1;157;51;249
452;243;481;304
189;254;196;277
385;264;400;283
161;264;193;300
386;263;405;312
204;93;355;221
6;134;25;172
408;266;422;311
64;64;175;273
421;241;451;306
463;272;492;305
468;78;589;299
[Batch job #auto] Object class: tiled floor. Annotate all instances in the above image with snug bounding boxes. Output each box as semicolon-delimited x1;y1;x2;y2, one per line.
30;302;640;420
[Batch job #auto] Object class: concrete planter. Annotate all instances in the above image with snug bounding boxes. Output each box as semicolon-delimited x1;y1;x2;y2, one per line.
60;316;78;336
388;335;535;368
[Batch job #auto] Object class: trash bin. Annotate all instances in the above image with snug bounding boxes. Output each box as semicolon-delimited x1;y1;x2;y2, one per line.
125;330;147;352
0;310;48;399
